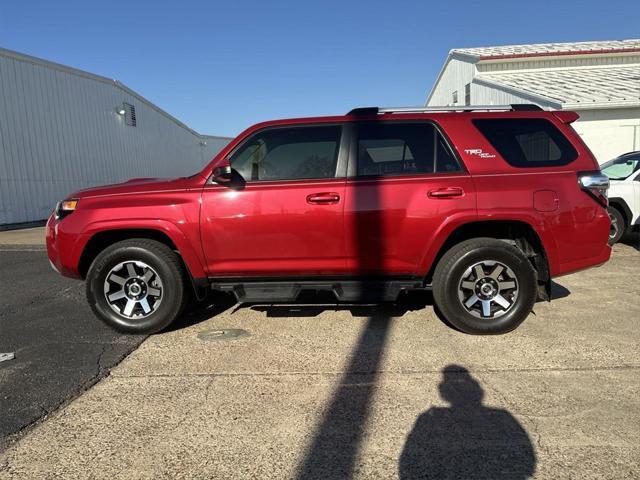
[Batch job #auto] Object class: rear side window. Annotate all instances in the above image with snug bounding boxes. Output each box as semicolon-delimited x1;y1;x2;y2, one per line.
356;123;461;177
473;118;577;167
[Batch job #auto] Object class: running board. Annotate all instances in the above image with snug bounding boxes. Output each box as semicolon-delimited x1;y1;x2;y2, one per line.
209;279;426;303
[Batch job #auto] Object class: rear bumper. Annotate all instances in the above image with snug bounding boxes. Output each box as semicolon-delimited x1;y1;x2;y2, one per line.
553;243;611;278
549;206;612;277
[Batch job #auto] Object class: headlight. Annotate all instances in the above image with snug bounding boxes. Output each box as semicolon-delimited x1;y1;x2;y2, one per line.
55;198;79;219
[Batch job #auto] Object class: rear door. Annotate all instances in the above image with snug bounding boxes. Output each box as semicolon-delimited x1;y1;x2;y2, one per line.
200;124;349;276
343;121;476;276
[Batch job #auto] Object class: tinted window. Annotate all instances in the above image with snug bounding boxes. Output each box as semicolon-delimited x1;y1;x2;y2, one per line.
230;126;341;181
356;123;461;177
473;119;577;167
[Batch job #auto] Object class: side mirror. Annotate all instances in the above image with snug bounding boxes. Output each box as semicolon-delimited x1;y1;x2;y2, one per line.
211;164;233;184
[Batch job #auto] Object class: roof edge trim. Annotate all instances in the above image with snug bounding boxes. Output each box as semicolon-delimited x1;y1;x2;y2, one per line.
476;47;640;61
0;46;223;140
472;76;562;108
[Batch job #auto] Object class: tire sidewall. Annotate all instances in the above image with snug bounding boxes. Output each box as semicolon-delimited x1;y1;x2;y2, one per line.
438;245;537;334
607;208;624;245
87;245;184;334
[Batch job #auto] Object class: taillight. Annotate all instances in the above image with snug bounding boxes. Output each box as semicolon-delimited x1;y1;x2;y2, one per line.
577;171;609;207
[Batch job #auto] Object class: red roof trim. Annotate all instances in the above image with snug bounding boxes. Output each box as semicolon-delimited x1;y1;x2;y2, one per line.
478;47;640;61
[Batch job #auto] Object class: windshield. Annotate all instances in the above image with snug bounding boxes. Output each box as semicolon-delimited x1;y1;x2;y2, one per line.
601;154;640;180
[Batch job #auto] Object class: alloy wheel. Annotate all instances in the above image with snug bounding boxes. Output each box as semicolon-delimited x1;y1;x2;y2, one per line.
608;212;619;241
457;260;519;319
103;261;163;318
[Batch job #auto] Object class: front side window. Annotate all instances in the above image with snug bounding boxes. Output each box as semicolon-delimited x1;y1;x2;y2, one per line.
230;126;341;181
473;118;578;167
356;123;461;177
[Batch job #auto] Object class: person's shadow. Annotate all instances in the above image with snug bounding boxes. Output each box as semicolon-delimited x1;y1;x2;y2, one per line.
400;365;536;479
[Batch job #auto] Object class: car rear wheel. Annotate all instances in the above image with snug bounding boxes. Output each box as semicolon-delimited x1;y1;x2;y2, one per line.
607;207;625;245
433;238;537;335
86;239;187;334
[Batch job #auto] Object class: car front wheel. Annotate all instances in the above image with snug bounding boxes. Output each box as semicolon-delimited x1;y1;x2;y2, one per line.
433;238;538;335
86;239;187;334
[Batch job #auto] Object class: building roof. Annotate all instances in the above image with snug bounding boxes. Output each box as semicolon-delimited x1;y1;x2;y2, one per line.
453;39;640;60
0;47;232;140
475;65;640;109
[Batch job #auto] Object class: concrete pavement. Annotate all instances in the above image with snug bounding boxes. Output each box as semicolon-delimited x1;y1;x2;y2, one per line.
0;227;45;246
0;238;638;478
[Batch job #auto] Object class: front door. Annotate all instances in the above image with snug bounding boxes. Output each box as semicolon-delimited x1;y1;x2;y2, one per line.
200;124;348;277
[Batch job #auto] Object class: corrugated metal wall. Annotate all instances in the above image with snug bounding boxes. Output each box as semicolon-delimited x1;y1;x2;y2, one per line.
0;49;230;225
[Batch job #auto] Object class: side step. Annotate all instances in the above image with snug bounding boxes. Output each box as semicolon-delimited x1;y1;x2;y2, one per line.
209;279;426;303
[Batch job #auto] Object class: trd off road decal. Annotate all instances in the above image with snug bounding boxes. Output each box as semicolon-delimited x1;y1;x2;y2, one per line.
464;148;496;159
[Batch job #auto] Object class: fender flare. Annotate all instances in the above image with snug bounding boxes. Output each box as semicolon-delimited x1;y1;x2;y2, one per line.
76;219;207;279
417;214;557;279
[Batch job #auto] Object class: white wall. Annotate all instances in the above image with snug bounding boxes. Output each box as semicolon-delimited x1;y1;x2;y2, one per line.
0;50;230;225
426;58;476;106
572;108;640;163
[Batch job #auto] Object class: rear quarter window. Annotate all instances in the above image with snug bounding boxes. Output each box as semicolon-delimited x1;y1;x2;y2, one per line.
473;118;578;168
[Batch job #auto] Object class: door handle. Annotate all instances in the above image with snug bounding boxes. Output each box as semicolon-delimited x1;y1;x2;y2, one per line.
428;187;464;198
306;192;341;204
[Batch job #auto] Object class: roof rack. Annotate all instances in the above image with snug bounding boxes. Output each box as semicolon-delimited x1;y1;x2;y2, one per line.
347;104;542;115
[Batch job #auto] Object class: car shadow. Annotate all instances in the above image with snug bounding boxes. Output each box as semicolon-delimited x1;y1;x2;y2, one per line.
165;289;438;333
620;231;640;251
399;365;536;479
164;292;236;332
168;280;570;333
550;280;570;300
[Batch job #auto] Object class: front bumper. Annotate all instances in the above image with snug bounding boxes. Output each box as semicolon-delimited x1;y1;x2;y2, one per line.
46;214;86;279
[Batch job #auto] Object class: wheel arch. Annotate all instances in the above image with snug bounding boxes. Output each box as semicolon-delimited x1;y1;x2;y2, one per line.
608;197;632;228
79;228;176;278
77;221;208;296
424;220;551;300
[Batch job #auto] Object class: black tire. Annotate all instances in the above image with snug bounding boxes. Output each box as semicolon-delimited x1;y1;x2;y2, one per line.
607;207;625;245
432;238;537;335
86;239;187;334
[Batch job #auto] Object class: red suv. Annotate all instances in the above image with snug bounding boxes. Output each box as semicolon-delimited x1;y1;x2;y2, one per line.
46;104;611;335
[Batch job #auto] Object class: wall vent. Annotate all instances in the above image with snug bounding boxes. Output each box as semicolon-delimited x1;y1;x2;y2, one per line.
123;102;136;127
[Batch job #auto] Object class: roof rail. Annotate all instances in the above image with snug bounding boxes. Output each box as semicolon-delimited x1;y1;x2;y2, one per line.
347;104;542;115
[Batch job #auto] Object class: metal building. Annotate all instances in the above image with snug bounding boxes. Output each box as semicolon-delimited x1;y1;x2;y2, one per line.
426;39;640;163
0;48;231;226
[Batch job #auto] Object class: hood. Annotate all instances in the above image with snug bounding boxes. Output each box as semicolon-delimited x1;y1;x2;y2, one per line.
68;176;196;199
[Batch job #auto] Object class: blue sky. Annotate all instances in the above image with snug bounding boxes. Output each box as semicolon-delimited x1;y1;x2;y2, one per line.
1;0;639;137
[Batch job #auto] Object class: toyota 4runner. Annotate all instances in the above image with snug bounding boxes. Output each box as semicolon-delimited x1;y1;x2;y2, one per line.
46;104;611;335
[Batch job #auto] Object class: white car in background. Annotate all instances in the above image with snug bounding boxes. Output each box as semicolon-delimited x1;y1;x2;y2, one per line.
601;151;640;244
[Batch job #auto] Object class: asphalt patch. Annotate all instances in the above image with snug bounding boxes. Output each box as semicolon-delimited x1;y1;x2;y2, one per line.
0;248;145;451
